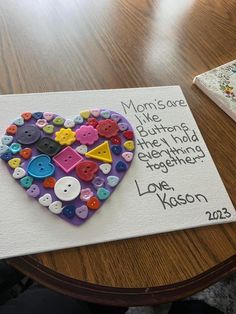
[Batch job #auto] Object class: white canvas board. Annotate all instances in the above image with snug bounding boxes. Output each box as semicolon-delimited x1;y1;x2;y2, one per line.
0;86;235;259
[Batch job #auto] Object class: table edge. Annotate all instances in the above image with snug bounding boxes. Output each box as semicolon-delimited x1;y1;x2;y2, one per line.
6;254;236;306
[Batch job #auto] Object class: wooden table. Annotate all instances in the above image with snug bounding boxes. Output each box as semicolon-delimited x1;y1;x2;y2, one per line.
1;0;236;307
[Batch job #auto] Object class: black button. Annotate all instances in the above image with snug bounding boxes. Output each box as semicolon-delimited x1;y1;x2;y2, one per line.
36;137;62;157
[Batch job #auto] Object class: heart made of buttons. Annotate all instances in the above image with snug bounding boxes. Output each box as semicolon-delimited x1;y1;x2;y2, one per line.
0;110;135;225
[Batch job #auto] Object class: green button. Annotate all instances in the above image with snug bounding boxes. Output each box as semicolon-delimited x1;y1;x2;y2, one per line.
53;117;65;126
43;124;54;134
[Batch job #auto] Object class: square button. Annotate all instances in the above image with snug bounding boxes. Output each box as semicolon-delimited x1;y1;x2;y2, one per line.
53;146;83;173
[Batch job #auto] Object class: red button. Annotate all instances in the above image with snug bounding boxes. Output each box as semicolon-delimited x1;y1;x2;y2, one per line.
87;196;100;210
6;125;17;135
43;177;56;188
19;148;32;159
123;130;134;140
86;117;98;128
21;112;32;121
96;119;119;138
76;160;98;181
110;135;121;145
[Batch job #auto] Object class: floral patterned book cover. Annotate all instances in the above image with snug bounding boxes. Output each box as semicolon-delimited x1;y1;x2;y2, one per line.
193;60;236;122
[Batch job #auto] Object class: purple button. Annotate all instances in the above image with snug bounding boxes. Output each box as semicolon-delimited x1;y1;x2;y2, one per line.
92;176;105;189
16;125;41;145
26;184;40;197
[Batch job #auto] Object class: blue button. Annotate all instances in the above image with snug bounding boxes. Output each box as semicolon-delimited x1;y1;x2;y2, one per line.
111;145;122;155
16;125;41;145
27;155;55;179
1;152;13;161
32;112;43;120
62;205;76;219
115;160;127;172
10;143;21;154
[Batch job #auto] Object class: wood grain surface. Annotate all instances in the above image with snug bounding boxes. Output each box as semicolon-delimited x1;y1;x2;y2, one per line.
1;0;236;306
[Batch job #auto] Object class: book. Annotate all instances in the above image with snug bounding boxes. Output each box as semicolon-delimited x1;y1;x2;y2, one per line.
193;60;236;122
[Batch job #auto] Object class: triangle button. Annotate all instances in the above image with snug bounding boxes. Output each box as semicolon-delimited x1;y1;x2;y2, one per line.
85;141;113;163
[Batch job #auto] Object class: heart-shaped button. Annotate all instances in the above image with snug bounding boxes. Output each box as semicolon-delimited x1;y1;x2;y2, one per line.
75;205;88;219
0;110;135;226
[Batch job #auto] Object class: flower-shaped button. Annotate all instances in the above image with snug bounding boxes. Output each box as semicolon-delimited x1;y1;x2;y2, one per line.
55;128;76;146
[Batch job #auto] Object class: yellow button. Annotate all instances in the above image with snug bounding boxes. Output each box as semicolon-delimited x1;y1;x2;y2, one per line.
85;141;112;163
55;128;76;146
8;158;21;169
123;140;135;151
80;110;90;119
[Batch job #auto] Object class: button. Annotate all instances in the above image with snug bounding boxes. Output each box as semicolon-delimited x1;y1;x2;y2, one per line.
16;125;41;145
0;144;9;155
55;128;76;145
8;158;21;169
53;116;65;126
1;152;13;161
36;119;48;129
49;201;63;214
62;205;76;219
115;160;127;172
43;112;54;121
6;125;17;135
43;124;54;134
118;122;128;131
64;119;75;128
111;145;122;155
122;151;133;162
53;146;83;173
80;188;94;201
20;176;33;189
43;177;56;188
76;160;98;182
85;141;112;163
90;109;100;117
110;113;121;122
110;135;121;145
13;117;24;126
107;175;120;187
75;205;88;219
26;184;40;198
39;193;52;206
100;109;111;119
99;163;111;174
36;137;61;157
123;130;134;140
96;119;119;138
123;140;135;151
12;167;26;179
75;144;88;155
74;115;84;124
97;187;110;200
1;135;13;145
87;196;100;210
19;148;32;159
76;125;99;145
21;112;32;121
86;117;98;128
54;176;81;201
92;176;105;189
27;155;55;179
10;143;21;154
32;112;43;120
80;110;90;119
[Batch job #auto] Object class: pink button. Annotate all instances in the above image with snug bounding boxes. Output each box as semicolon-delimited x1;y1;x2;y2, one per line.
76;125;99;145
53;146;83;173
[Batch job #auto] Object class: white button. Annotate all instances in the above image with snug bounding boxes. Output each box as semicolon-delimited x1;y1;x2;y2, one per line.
54;176;81;201
39;193;52;207
99;163;111;174
13;167;26;179
49;201;63;214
